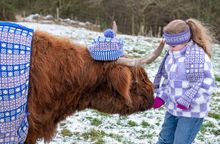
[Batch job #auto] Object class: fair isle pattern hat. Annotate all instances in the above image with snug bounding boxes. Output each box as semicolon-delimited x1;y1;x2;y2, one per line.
163;28;191;46
88;29;124;61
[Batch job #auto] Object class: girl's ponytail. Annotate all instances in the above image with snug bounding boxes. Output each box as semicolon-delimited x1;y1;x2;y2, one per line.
186;18;213;58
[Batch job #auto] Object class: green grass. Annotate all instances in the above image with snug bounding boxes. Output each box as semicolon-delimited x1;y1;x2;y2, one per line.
212;92;220;97
86;116;102;126
91;118;102;126
59;122;66;127
211;129;220;136
141;121;150;128
138;133;154;139
208;112;220;120
204;121;215;128
155;122;160;126
94;139;105;144
137;50;147;54
197;134;205;141
83;130;123;143
215;75;220;82
61;129;73;137
199;121;218;136
128;120;137;127
199;125;206;134
108;133;123;142
96;111;111;117
81;129;106;142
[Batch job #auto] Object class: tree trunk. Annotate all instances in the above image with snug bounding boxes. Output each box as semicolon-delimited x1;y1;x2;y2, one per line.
131;13;135;35
3;8;6;20
23;10;26;18
138;17;145;35
56;7;59;20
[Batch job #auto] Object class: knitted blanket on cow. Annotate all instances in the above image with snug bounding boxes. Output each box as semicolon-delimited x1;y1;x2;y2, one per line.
0;22;33;144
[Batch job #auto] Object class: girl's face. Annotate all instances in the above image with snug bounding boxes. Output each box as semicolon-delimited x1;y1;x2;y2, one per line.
170;43;187;51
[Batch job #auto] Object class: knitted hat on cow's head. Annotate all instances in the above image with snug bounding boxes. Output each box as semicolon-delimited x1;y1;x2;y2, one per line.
88;28;124;61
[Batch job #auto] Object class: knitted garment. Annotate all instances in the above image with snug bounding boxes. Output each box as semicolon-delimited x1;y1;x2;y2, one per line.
154;41;215;118
163;28;191;46
154;41;205;94
88;29;124;61
0;22;33;143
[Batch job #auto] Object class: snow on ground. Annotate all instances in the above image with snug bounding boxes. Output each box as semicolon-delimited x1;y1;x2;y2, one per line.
19;22;220;144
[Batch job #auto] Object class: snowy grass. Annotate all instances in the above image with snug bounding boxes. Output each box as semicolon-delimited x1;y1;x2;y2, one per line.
18;22;220;144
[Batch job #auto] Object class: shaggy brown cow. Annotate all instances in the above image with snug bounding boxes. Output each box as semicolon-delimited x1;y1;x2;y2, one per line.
26;30;164;143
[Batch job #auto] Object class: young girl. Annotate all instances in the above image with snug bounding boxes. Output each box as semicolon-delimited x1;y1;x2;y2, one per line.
153;18;215;144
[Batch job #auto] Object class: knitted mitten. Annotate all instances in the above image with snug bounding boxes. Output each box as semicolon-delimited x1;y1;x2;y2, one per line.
153;97;165;109
177;103;188;110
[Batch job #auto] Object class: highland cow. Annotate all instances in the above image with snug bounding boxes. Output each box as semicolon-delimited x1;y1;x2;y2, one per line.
25;30;164;143
0;22;164;143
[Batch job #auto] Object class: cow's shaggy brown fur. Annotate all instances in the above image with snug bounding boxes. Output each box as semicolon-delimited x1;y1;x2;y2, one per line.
26;31;154;143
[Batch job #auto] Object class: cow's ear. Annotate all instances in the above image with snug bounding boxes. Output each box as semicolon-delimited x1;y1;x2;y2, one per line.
107;66;132;105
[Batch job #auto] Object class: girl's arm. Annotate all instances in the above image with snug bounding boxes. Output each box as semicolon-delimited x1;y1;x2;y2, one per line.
155;76;169;102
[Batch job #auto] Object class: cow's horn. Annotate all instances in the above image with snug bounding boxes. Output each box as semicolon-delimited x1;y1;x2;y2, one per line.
117;40;165;66
112;20;117;33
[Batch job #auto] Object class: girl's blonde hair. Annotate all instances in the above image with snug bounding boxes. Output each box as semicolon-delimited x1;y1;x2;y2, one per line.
163;18;213;58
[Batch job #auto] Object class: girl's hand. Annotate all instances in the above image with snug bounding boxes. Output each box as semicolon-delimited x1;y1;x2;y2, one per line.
153;97;165;109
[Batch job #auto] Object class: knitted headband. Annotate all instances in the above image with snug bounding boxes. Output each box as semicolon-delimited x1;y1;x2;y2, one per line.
163;28;191;46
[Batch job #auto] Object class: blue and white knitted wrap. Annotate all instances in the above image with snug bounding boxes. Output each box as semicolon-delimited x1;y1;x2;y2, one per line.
0;22;33;143
163;28;191;46
88;29;124;61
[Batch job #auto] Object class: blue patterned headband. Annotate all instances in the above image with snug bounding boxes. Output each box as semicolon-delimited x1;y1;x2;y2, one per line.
163;28;191;46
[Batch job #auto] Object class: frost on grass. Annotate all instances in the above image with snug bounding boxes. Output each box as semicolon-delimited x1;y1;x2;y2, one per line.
18;22;220;144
